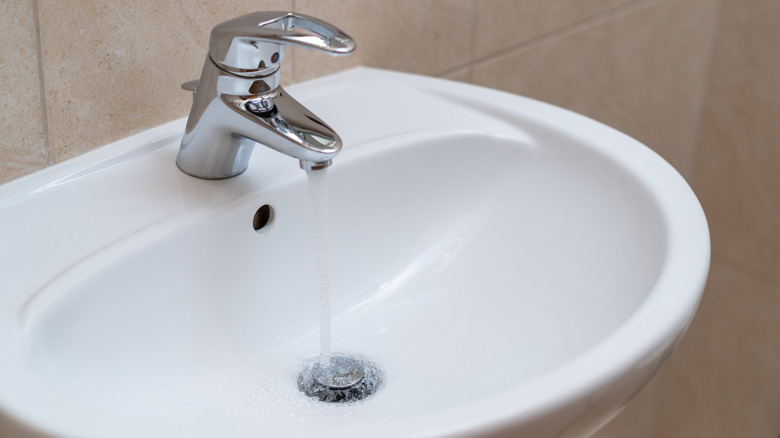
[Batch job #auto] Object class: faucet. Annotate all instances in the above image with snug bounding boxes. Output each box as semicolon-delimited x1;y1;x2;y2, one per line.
176;12;355;179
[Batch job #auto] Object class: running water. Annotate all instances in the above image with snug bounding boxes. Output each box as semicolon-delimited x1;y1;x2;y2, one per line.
298;167;383;403
306;168;332;368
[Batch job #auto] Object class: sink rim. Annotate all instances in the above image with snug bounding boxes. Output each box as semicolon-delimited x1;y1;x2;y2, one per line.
0;67;710;438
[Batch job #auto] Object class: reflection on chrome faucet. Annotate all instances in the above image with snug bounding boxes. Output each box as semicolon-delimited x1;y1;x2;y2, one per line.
176;12;355;179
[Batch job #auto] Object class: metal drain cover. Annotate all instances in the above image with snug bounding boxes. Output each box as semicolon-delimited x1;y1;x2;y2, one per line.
298;355;382;403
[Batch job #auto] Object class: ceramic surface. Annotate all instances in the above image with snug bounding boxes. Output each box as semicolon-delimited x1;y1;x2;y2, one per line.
0;68;709;438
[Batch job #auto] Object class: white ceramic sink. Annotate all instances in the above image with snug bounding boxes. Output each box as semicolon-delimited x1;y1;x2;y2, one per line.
0;68;709;438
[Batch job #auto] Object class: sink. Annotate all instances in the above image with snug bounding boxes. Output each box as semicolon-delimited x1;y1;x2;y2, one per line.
0;68;709;438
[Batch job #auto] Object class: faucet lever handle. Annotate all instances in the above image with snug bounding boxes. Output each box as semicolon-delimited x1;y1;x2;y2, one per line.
209;11;355;77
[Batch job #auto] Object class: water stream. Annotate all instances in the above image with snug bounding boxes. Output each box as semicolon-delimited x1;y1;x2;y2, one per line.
300;168;381;403
306;168;332;368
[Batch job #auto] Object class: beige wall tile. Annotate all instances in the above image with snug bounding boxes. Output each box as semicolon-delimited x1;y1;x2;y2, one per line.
472;20;611;117
591;373;663;438
475;0;634;57
593;0;720;179
37;0;292;164
293;0;475;82
472;0;719;179
692;0;780;278
0;1;47;184
655;259;780;437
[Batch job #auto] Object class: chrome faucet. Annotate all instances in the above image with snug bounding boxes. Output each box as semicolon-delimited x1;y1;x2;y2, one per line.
176;12;355;179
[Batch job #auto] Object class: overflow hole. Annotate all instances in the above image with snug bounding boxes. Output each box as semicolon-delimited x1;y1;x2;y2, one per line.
253;204;274;232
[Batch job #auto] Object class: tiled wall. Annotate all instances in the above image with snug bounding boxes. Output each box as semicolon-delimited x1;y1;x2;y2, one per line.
0;0;719;185
1;0;778;436
654;0;780;436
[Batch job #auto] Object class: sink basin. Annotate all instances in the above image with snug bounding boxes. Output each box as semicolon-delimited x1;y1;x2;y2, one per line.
0;68;709;438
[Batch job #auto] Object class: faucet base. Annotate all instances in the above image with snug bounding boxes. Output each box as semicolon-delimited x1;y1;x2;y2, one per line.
176;133;255;180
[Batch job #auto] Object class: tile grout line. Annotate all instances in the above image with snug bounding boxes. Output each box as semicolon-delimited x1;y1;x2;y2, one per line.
711;253;780;287
433;0;477;80
30;0;51;167
686;0;723;187
467;0;479;83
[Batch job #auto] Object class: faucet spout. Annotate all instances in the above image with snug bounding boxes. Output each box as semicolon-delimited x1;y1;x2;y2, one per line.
300;160;332;171
175;12;354;180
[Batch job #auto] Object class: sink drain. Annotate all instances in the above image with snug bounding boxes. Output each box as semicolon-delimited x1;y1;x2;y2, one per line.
298;355;381;403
